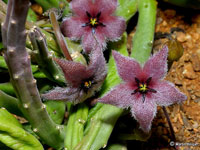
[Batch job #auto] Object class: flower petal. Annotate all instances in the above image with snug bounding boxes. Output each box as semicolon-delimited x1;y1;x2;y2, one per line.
98;83;136;109
131;99;157;133
42;87;79;101
152;81;187;106
112;51;142;82
42;87;87;104
70;0;93;17
143;46;168;80
82;29;106;53
88;46;107;82
54;58;92;87
61;17;87;40
95;0;118;15
101;16;126;41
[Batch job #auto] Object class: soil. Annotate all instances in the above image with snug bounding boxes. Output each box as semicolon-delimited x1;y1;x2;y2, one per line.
136;5;200;150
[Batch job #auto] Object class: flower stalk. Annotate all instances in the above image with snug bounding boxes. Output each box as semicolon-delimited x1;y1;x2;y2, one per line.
49;11;73;61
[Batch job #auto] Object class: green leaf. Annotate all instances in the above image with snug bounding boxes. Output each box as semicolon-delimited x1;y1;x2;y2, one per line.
0;108;44;150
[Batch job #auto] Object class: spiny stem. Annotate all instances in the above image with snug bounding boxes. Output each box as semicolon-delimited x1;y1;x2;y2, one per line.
28;27;66;84
1;0;64;148
50;11;73;61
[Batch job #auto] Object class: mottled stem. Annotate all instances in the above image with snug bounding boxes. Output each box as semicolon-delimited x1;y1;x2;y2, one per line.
0;0;62;56
1;0;64;149
28;27;65;84
50;11;73;61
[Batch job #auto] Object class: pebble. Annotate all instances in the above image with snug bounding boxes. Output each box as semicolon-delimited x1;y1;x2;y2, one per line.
183;63;197;79
192;121;199;129
164;9;176;18
191;54;200;71
191;95;196;100
177;32;187;42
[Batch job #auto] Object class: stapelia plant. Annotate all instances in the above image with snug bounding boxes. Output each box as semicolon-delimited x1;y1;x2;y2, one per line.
99;46;187;132
42;46;107;104
61;0;126;53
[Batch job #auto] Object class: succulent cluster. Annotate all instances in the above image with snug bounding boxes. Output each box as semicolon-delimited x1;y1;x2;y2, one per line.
0;0;187;149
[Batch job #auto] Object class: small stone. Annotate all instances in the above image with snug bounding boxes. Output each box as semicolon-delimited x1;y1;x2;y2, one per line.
183;63;197;79
162;20;167;26
191;54;200;71
156;17;163;25
194;98;200;103
164;9;176;18
176;33;186;43
191;95;196;100
31;4;43;15
195;91;200;97
174;78;182;85
192;121;199;129
173;126;178;133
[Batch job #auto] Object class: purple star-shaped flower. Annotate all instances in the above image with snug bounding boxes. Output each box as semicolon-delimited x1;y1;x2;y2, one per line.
61;0;126;53
42;46;107;104
99;46;187;132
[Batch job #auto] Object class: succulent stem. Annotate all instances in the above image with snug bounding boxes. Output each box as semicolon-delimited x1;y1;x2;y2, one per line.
28;27;65;84
131;0;157;63
0;90;22;116
1;0;64;148
64;103;88;150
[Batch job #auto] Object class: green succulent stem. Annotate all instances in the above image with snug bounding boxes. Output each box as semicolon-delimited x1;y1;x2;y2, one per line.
28;27;66;84
64;103;89;150
131;0;157;63
0;0;62;56
0;82;15;96
116;0;138;22
1;0;64;149
0;90;22;116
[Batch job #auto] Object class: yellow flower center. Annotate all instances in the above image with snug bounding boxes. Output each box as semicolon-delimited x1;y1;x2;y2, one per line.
84;81;92;88
139;83;147;92
90;18;98;26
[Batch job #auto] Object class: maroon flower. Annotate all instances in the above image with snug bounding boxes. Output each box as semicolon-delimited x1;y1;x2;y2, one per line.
99;46;187;132
42;46;107;104
61;0;126;53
